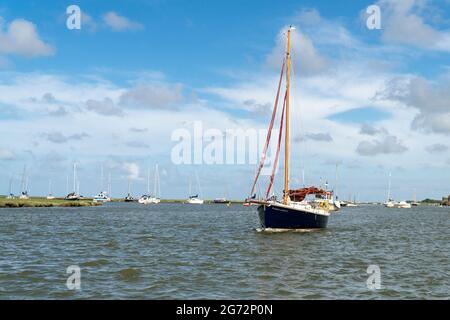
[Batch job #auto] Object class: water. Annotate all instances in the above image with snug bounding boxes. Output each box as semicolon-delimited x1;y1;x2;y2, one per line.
0;203;448;299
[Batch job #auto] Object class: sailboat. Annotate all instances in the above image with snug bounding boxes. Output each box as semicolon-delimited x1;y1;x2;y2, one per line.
384;172;395;207
245;26;332;229
19;166;29;199
214;185;230;204
93;167;111;203
384;173;411;208
65;163;81;200
124;178;136;202
334;164;341;209
138;164;160;204
46;179;55;199
187;172;204;204
6;176;15;199
411;189;420;206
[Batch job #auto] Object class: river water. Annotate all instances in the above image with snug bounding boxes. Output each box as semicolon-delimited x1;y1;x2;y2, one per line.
0;203;448;299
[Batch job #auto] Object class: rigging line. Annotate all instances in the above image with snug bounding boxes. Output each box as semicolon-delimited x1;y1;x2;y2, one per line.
249;58;286;197
266;90;287;199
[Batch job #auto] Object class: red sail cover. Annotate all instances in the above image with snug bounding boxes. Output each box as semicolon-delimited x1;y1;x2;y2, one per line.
249;58;285;197
286;187;333;202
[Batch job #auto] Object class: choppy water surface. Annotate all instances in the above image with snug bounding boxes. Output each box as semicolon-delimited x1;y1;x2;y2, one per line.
0;203;448;299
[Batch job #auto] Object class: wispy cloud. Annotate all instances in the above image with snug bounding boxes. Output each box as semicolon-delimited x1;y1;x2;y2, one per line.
102;12;144;32
43;131;90;144
426;143;448;154
0;148;15;160
119;84;183;109
356;135;408;156
86;98;125;117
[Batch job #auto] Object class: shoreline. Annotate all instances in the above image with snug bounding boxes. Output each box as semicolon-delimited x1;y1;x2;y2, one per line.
0;197;102;208
0;196;245;208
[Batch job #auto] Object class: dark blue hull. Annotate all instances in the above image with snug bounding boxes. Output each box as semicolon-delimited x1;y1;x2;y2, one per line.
258;204;329;229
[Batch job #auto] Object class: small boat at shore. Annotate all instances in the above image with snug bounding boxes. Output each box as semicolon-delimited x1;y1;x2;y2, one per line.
19;167;29;199
65;192;81;200
214;197;229;204
93;165;111;203
19;191;29;199
46;179;55;199
186;172;204;204
345;202;358;207
124;179;137;202
93;191;110;203
384;199;411;208
65;163;81;200
245;27;332;229
383;173;411;208
124;194;136;202
187;195;204;204
139;164;161;204
7;177;15;199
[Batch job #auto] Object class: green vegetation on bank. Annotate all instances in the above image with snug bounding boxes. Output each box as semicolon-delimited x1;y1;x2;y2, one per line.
0;197;102;208
421;198;443;205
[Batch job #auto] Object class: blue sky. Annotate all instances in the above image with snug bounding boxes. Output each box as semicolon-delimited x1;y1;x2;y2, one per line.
1;0;450;201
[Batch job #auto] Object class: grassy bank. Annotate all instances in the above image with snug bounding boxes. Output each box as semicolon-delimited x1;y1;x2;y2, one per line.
109;198;244;204
0;197;102;208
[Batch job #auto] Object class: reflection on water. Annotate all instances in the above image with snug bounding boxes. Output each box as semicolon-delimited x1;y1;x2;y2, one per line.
0;203;448;299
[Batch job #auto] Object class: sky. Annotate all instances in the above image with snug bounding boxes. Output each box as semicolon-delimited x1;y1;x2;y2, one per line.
1;0;450;201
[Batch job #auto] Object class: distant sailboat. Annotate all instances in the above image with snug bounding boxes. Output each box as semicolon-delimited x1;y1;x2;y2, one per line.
6;176;14;199
384;172;395;207
46;179;55;199
124;178;136;202
139;164;160;204
245;26;332;229
214;185;229;204
334;164;341;209
93;165;111;203
19;166;29;199
65;163;81;200
384;172;411;208
187;172;204;204
411;189;420;206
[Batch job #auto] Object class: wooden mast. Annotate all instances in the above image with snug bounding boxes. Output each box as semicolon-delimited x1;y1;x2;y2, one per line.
284;27;292;204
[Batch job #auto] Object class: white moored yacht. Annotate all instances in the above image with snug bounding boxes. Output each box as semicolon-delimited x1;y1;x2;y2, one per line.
93;191;111;203
187;195;204;204
186;172;204;204
139;164;161;204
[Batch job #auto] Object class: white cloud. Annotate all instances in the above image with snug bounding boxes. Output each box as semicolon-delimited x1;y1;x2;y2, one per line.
123;162;140;180
376;76;450;135
266;27;328;76
86;98;124;117
356;135;408;156
0;18;54;57
426;144;448;154
102;12;144;31
378;0;450;52
296;132;333;142
119;84;183;109
359;124;387;136
0;148;15;160
81;12;98;32
43;131;90;144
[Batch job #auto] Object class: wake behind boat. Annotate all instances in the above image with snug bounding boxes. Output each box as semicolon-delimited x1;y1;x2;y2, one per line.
245;27;334;230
